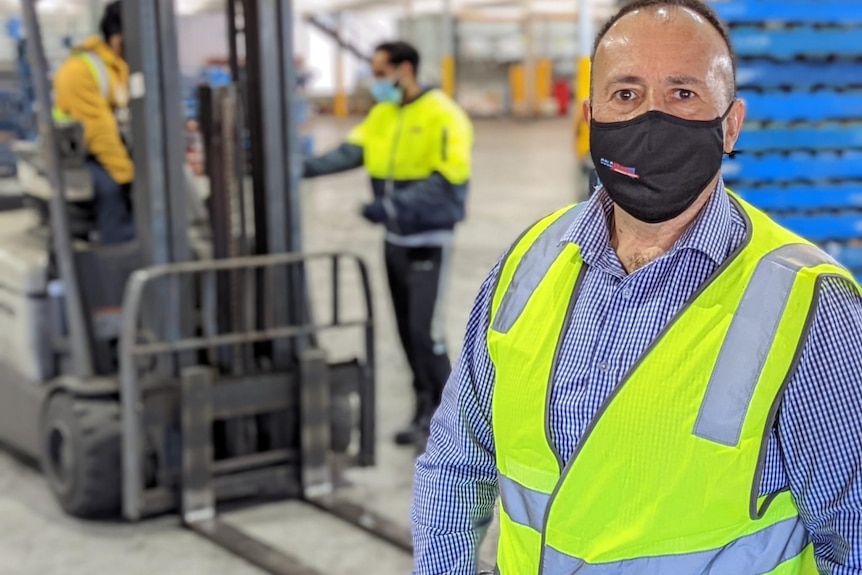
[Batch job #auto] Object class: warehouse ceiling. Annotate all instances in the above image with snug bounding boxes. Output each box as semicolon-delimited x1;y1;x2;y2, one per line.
172;0;618;16
10;0;618;19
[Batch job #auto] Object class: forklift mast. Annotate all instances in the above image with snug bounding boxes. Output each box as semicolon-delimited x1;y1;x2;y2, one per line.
124;0;191;269
20;0;96;379
119;0;409;572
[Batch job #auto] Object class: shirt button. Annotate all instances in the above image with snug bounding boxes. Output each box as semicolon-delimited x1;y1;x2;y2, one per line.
599;361;609;372
622;288;633;299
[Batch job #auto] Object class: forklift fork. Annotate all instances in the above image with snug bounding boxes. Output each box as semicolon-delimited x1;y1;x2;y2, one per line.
119;251;413;573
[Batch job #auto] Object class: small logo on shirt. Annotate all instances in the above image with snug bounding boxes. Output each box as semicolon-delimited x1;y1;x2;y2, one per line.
600;158;639;179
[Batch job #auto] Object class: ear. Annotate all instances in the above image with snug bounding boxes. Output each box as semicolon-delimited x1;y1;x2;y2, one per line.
723;99;746;154
583;99;592;123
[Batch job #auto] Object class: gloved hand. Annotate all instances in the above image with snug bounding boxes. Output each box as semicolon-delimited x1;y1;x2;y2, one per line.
361;200;387;224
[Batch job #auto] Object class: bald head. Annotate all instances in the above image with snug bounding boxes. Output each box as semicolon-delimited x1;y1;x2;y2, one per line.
589;3;736;126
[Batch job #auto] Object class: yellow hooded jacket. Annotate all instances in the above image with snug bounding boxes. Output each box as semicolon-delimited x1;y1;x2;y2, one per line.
53;35;133;185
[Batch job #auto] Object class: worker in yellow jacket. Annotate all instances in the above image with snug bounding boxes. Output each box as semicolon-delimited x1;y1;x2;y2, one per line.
303;41;474;451
53;0;133;244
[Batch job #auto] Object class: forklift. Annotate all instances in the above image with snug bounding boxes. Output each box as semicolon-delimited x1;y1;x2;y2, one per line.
0;0;414;572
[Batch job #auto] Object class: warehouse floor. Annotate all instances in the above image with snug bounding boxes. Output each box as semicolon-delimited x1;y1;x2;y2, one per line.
0;117;579;575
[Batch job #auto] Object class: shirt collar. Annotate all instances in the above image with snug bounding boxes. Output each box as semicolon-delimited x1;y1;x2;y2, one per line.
561;179;733;268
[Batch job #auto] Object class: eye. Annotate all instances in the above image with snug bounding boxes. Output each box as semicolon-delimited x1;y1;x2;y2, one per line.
613;89;637;102
675;89;696;100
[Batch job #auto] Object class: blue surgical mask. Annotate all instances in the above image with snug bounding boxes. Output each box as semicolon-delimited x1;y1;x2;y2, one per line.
371;78;403;104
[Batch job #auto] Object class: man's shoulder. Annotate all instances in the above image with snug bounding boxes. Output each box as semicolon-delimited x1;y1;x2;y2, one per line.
726;195;862;306
364;101;398;123
733;193;844;267
497;204;585;273
56;51;90;74
53;54;95;93
421;89;471;123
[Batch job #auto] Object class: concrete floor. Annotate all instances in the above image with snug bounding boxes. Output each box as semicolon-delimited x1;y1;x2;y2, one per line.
0;117;578;574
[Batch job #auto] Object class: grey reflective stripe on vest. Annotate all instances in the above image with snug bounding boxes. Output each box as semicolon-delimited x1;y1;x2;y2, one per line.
79;52;110;99
498;474;549;531
492;204;585;334
539;516;809;575
693;243;838;446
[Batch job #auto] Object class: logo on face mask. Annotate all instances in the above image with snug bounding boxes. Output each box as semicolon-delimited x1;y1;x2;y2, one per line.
589;104;734;224
600;158;640;179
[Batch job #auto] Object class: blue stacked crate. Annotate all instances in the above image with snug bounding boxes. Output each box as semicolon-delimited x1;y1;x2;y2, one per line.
0;91;23;176
711;1;862;282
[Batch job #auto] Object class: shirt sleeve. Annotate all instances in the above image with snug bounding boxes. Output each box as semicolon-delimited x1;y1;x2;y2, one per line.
302;143;363;178
411;262;501;575
382;172;465;230
780;275;862;574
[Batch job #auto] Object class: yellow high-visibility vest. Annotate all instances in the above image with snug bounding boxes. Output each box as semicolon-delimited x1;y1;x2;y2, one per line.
487;191;859;574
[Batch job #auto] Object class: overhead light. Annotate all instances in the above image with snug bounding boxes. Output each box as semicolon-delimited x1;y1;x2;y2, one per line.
175;0;216;15
35;0;77;14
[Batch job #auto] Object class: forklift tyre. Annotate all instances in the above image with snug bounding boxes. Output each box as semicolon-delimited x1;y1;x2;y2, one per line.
40;393;122;518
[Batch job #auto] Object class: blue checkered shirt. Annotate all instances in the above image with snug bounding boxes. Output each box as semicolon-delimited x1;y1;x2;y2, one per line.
411;186;862;574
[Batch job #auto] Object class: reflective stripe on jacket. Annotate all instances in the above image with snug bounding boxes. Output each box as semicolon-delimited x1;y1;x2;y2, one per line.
53;52;110;121
487;191;859;574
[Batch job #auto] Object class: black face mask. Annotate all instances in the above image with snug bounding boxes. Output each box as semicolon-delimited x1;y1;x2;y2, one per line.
589;105;733;224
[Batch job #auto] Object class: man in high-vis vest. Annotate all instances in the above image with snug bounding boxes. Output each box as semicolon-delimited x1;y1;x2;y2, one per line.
303;41;473;450
411;1;862;573
53;0;133;244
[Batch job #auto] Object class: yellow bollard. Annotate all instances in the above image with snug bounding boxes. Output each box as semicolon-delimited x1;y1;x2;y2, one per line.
334;92;349;118
573;56;591;159
536;58;553;113
510;64;526;116
441;55;456;98
334;39;348;118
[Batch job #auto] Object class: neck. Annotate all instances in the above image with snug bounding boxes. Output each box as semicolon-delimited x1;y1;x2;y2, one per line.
610;176;719;274
401;81;423;104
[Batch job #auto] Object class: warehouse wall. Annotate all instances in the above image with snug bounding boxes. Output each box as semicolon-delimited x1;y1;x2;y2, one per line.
399;14;445;88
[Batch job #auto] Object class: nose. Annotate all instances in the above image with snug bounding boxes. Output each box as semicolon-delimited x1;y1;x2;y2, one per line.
643;89;668;114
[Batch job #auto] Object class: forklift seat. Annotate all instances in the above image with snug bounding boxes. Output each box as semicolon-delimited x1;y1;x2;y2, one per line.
13;140;94;202
12;120;210;247
13;140;97;240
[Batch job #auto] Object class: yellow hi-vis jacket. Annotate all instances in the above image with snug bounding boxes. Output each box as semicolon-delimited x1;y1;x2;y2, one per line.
53;35;133;185
487;191;860;574
345;89;473;237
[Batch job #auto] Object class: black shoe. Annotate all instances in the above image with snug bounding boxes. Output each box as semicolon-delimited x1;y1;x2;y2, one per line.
413;430;430;457
394;410;433;446
394;421;426;446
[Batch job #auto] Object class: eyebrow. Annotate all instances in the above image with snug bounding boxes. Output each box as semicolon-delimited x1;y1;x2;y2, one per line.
606;75;645;87
666;75;707;87
603;74;708;91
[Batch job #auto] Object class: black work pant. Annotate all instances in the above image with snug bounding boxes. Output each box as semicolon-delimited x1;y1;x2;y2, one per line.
87;159;135;244
384;242;452;419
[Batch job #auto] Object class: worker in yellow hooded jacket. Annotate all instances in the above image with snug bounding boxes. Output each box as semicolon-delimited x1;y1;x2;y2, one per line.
52;0;134;244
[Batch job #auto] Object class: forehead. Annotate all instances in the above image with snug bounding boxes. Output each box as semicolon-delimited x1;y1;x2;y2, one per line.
371;51;392;71
594;7;730;83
